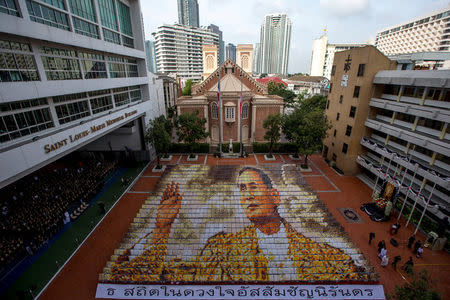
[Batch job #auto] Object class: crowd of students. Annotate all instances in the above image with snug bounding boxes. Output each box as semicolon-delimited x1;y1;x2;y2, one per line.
0;154;118;271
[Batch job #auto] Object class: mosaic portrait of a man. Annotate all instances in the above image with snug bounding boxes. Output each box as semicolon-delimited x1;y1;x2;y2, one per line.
101;165;373;283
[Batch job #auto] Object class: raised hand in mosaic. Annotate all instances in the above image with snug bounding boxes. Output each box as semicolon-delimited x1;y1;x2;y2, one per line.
153;181;183;243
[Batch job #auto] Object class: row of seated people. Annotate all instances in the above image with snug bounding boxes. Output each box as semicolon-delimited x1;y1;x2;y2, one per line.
0;155;118;271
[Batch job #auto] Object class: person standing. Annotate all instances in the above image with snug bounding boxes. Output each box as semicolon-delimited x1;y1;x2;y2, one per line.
381;255;389;267
369;232;375;245
407;235;415;249
413;240;422;254
392;255;401;270
403;256;414;274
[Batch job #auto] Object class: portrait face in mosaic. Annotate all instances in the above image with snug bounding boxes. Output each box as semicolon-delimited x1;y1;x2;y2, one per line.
237;167;280;221
100;164;375;284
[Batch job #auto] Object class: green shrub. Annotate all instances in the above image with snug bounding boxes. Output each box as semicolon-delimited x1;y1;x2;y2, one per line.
252;142;298;153
168;143;209;153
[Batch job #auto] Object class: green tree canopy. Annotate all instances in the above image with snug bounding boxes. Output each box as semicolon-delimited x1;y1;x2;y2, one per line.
145;115;172;166
263;113;282;156
175;111;209;154
282;105;331;167
298;94;327;112
267;81;296;107
393;269;441;300
182;79;195;96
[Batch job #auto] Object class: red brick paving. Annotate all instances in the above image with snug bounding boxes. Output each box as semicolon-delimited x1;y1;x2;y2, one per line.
254;153;283;163
40;154;450;299
304;176;337;191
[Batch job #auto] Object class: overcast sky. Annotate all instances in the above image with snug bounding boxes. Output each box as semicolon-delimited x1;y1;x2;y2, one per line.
140;0;449;74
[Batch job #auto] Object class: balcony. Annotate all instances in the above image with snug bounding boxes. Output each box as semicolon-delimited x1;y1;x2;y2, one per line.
370;97;450;123
365;119;450;157
360;137;450;189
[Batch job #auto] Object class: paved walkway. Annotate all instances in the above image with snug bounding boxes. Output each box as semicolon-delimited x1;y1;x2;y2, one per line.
39;154;449;299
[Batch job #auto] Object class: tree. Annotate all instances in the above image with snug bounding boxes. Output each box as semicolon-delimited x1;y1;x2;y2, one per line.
145;115;172;167
298;94;327;112
263;113;282;156
267;81;296;107
175;111;209;156
182;79;195;96
282;106;331;167
393;269;441;300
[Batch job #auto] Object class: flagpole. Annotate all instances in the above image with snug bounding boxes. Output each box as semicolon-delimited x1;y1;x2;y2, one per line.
239;72;243;157
218;66;222;157
405;165;424;228
413;182;437;235
397;144;416;221
372;156;384;198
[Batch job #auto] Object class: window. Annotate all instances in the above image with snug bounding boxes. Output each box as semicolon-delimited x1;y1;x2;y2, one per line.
353;86;360;98
113;87;130;107
0;0;20;16
69;0;96;22
55;100;90;124
40;46;81;80
242;102;248;119
331;65;336;76
226;107;234;119
333;129;336;137
357;64;365;76
98;0;118;31
345;125;352;136
332;153;337;161
80;52;107;79
326;100;330;109
129;86;141;102
26;0;70;31
211;102;218;119
336;113;340;121
349;106;356;118
339;95;343;103
0;99;54;143
329;82;333;93
342;143;348;154
72;17;99;39
117;1;133;36
90;95;112;114
0;40;40;82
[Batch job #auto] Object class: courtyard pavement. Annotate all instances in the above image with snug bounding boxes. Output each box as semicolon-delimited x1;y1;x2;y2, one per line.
40;154;449;299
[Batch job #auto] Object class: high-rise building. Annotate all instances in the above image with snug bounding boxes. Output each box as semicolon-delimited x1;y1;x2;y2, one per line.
252;43;261;75
208;24;224;64
375;7;450;55
309;33;366;79
0;0;165;188
145;40;157;73
226;43;236;62
152;24;219;81
177;0;199;28
259;13;292;75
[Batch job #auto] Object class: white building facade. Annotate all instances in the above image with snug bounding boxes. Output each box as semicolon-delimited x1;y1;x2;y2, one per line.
309;34;366;79
259;13;291;75
0;0;164;188
375;7;450;55
152;24;219;81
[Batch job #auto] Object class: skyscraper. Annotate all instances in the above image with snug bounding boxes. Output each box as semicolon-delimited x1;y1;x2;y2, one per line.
259;14;292;75
252;43;261;75
145;40;158;73
153;24;219;81
226;43;236;62
208;24;224;64
177;0;199;28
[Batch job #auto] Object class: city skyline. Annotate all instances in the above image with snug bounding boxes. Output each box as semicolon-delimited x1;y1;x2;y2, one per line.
140;0;449;74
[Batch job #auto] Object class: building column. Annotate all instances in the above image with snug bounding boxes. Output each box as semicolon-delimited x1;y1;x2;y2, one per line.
237;98;241;141
204;104;210;143
251;104;257;142
92;0;105;40
397;86;404;102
